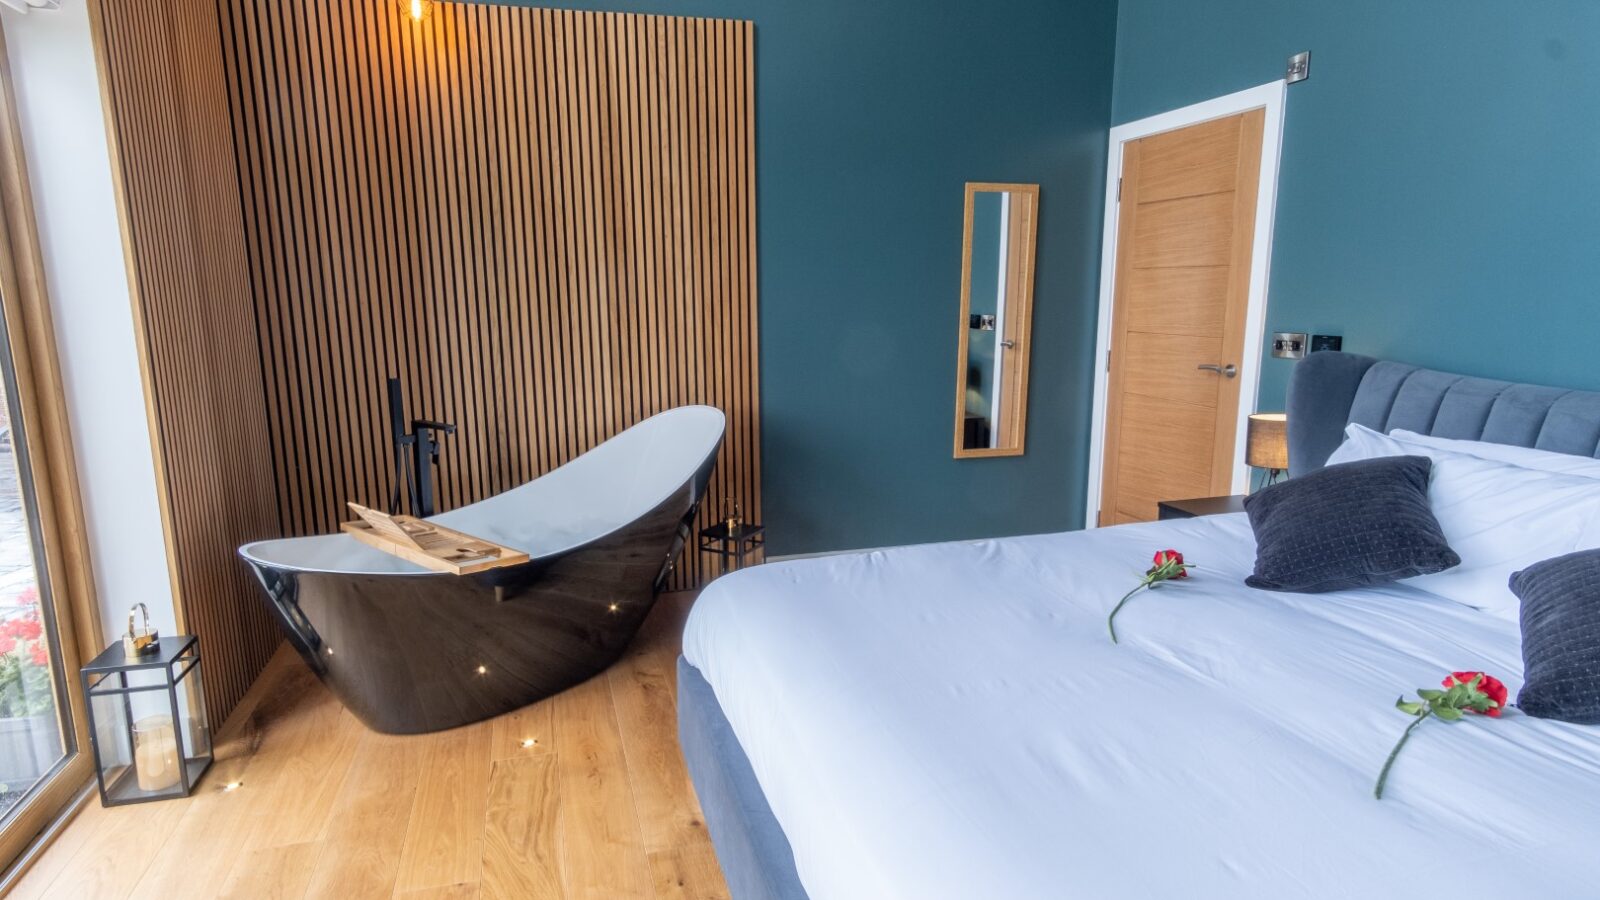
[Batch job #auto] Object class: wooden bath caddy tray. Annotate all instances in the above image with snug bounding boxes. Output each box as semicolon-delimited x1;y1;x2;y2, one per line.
341;503;530;575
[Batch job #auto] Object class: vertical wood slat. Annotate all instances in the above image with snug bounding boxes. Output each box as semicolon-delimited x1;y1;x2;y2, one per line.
218;1;759;591
91;0;283;724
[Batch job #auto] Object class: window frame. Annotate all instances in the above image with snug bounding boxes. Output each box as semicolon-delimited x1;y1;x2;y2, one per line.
0;25;107;880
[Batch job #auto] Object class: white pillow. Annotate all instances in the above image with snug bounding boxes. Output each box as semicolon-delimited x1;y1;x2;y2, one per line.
1389;429;1600;480
1321;424;1600;618
1324;423;1403;467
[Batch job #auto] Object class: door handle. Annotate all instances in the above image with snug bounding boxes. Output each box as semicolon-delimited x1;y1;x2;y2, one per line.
1000;339;1016;349
1197;364;1238;378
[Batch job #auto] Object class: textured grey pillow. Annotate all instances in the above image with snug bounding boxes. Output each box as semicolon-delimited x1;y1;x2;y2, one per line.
1243;455;1460;593
1512;550;1600;724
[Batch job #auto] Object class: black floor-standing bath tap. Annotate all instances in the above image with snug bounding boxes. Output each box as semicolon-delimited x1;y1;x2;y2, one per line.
387;377;455;518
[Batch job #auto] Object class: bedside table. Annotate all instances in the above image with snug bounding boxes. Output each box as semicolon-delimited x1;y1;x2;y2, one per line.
1157;494;1248;520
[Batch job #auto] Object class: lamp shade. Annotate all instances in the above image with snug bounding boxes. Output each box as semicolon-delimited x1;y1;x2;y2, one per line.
1246;412;1288;470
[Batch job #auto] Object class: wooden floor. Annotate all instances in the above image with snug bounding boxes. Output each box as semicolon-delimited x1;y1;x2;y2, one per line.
9;593;729;900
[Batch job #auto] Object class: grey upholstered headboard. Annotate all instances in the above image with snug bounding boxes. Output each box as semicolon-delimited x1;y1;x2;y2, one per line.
1287;352;1600;476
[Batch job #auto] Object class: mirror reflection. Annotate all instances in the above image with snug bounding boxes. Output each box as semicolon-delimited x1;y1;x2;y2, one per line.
954;183;1038;457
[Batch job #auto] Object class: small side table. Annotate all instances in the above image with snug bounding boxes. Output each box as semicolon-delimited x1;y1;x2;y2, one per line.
699;522;766;574
1157;494;1248;521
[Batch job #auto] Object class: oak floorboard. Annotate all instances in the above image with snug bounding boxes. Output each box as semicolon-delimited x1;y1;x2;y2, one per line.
218;841;322;899
610;648;726;900
31;797;186;900
245;672;364;850
479;754;562;900
394;721;494;893
488;695;555;761
551;673;655;900
126;740;271;899
396;883;480;899
303;728;426;899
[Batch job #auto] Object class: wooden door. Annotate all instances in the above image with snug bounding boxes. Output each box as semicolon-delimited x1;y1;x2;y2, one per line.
1099;110;1265;525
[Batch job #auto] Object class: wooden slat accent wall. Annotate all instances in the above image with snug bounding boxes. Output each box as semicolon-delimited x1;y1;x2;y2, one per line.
217;2;760;591
90;0;284;723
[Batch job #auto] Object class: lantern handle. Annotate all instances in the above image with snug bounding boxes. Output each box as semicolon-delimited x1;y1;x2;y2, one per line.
121;603;160;658
127;603;153;640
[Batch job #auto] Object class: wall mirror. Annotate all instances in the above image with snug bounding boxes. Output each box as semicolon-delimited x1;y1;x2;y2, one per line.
953;183;1039;457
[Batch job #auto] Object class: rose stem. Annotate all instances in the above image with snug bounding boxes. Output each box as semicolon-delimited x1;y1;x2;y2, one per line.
1373;710;1430;800
1106;583;1146;644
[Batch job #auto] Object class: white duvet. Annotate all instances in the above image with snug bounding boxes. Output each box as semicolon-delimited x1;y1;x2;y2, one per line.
682;514;1600;900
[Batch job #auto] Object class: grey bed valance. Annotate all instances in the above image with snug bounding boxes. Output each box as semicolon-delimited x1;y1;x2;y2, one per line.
1287;352;1600;476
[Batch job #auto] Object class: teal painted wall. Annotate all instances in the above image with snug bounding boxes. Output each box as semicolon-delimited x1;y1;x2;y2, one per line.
1112;0;1600;414
501;1;1119;554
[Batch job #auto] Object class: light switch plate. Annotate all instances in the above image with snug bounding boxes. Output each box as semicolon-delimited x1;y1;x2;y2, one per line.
1286;51;1311;84
1272;332;1308;360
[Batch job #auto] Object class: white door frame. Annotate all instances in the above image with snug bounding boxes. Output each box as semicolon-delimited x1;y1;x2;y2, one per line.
1084;81;1288;529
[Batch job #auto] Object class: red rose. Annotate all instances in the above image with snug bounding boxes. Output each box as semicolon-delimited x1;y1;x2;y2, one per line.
28;641;47;667
1377;669;1507;798
1112;549;1195;643
1152;549;1187;578
1444;671;1507;717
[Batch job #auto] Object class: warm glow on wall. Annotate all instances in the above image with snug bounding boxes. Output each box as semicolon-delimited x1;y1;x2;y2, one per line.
403;0;434;22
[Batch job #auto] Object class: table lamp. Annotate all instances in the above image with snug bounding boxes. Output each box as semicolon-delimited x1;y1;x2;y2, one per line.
1247;412;1288;488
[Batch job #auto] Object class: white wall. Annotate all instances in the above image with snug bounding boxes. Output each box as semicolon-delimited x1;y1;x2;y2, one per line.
2;1;177;646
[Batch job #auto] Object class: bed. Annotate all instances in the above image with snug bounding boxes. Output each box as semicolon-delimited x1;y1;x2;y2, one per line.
677;352;1600;899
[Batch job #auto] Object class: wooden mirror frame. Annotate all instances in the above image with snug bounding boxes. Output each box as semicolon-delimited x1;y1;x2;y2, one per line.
952;182;1039;459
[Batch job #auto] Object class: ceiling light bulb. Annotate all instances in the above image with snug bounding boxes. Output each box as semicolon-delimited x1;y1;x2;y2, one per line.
222;781;242;792
521;738;536;748
405;0;431;22
476;664;488;675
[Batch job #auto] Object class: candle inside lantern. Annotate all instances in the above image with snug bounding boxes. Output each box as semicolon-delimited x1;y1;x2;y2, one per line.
133;715;181;792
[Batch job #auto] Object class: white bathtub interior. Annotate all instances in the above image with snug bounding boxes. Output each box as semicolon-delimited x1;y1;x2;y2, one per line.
240;406;725;575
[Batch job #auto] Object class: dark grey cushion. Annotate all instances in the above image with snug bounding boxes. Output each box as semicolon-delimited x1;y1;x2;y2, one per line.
1512;551;1600;725
1243;455;1460;593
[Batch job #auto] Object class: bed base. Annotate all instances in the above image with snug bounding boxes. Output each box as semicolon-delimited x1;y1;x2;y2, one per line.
677;656;809;900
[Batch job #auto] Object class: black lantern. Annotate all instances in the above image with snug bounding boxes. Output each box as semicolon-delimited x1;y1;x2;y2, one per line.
80;634;212;805
699;500;766;575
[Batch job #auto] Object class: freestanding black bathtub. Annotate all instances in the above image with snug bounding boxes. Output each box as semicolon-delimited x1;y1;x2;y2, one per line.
239;406;724;734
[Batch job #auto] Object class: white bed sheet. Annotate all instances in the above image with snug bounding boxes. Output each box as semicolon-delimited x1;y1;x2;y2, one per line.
682;514;1600;899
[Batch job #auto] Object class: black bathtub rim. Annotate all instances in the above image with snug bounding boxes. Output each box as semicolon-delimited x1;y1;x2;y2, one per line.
236;404;726;577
